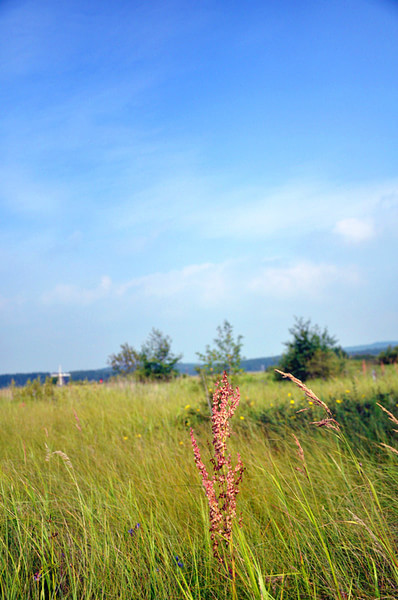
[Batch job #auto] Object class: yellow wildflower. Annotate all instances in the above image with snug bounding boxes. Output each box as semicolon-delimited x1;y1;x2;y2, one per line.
290;399;295;405
185;404;191;409
240;416;245;420
336;399;342;404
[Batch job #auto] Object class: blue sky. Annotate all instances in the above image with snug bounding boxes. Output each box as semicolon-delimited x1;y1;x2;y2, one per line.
1;0;397;373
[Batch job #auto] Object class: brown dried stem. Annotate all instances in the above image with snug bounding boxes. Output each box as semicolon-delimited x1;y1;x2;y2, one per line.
275;369;341;431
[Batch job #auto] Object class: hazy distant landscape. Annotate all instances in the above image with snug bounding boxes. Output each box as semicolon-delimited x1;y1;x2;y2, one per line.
1;340;396;388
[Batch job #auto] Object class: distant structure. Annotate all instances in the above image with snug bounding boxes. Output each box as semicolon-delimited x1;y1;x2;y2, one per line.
51;365;71;386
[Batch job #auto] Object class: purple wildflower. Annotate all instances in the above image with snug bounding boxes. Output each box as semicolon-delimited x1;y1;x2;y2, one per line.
128;523;141;536
175;555;183;568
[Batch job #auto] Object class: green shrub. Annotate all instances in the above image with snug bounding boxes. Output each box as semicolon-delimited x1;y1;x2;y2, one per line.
277;317;346;381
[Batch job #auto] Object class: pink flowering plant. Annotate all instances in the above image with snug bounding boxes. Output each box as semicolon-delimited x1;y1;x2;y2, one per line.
190;372;245;575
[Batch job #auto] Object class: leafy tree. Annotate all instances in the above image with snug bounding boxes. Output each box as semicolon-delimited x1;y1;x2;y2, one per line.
109;330;181;381
196;320;244;378
108;342;139;376
378;345;398;365
277;317;346;381
136;328;182;381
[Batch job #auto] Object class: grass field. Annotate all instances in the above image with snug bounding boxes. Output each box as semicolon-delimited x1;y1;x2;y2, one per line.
0;365;397;599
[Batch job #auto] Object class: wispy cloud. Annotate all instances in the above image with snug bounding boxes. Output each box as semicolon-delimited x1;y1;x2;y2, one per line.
248;260;360;298
41;276;112;306
109;176;398;243
188;179;398;241
333;218;375;244
40;257;361;313
117;262;230;306
40;263;232;310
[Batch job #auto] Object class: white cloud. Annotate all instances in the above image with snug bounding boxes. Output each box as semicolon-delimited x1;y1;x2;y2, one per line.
118;262;231;308
40;264;232;309
40;258;362;312
248;261;360;298
42;276;112;306
334;218;375;243
110;176;398;244
197;179;398;241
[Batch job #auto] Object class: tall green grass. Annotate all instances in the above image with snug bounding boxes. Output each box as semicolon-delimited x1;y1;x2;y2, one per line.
0;367;397;599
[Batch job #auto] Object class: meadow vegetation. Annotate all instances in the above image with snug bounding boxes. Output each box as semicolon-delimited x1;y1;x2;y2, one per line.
0;363;397;599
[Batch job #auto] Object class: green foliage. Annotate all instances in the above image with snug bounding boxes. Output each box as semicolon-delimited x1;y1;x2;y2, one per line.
108;342;139;375
109;329;181;381
196;319;244;378
12;376;56;402
378;344;398;365
257;389;398;449
135;328;182;382
277;317;346;381
305;347;345;379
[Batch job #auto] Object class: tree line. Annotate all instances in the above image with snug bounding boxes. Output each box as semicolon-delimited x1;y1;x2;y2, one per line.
1;320;394;390
109;317;356;383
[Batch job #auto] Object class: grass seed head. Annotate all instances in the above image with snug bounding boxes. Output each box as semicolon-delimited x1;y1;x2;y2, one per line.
275;369;340;430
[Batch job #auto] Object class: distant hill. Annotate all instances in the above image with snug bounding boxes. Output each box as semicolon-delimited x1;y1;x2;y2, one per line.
0;368;113;389
0;341;396;388
176;355;280;375
344;341;398;356
240;356;281;371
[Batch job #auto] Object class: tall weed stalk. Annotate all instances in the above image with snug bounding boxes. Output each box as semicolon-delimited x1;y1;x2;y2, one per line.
190;372;245;597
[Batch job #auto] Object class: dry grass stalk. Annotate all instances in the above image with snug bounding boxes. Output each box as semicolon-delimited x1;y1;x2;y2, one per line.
377;403;398;433
73;409;82;432
309;417;340;432
292;434;309;479
379;442;398;456
275;369;341;431
347;510;388;559
45;443;73;468
275;370;332;414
